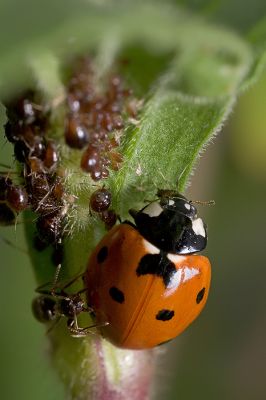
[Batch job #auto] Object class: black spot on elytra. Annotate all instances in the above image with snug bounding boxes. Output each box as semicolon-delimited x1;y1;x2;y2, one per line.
109;287;125;304
136;253;176;287
97;246;108;263
196;287;205;304
156;309;175;321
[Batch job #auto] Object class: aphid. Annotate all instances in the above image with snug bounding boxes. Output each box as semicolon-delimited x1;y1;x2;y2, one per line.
80;145;100;173
99;209;117;230
90;188;112;213
36;211;64;244
6;185;29;212
43;140;59;170
65;116;90;149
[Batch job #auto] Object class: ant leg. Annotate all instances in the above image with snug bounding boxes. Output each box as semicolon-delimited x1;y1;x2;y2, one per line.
77;321;109;336
60;271;85;292
46;316;62;335
67;317;109;338
67;316;87;338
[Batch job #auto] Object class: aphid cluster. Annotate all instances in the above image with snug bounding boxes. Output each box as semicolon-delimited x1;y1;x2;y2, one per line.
64;57;139;181
4;91;70;264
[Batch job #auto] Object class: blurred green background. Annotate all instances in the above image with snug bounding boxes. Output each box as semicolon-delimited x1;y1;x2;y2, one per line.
1;70;266;400
0;1;266;399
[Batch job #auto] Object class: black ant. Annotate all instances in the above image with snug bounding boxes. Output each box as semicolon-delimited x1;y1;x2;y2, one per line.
32;270;106;337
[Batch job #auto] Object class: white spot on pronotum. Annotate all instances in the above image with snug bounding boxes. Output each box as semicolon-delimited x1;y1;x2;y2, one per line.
184;203;191;210
142;239;160;254
142;202;163;217
167;254;186;264
168;199;175;206
192;218;206;237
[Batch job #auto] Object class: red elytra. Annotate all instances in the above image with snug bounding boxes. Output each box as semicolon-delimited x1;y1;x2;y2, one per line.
85;224;211;349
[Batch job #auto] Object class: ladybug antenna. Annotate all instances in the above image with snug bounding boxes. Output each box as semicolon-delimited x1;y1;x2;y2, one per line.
190;199;215;206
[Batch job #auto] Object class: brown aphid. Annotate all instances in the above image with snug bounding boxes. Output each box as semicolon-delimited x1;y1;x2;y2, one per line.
65;115;90;149
90;168;105;181
14;134;45;163
12;93;46;129
80;145;100;173
15;97;37;124
36;211;64;244
100;209;117;230
27;157;45;174
98;112;114;132
67;93;81;113
126;99;140;118
90;188;111;213
112;114;124;130
109;150;123;171
6;185;29;212
51;178;64;201
43;140;59;169
29;173;50;209
25;133;46;159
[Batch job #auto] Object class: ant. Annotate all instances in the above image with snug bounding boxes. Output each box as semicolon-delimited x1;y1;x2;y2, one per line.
32;270;105;337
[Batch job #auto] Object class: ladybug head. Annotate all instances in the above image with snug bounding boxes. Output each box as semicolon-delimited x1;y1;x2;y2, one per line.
129;190;207;255
157;189;197;219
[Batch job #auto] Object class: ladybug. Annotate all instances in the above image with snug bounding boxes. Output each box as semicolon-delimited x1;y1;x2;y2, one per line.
85;189;211;349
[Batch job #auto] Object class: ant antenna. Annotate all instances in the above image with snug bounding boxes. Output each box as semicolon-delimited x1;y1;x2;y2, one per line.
51;238;63;293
